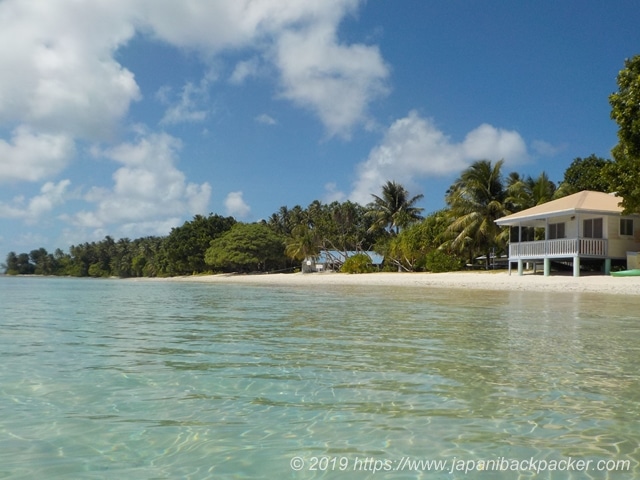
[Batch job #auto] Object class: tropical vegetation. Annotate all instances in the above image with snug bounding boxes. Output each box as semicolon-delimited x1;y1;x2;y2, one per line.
609;54;640;213
0;155;609;277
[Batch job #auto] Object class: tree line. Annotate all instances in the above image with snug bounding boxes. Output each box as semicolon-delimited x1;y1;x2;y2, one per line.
3;54;639;276
1;154;616;277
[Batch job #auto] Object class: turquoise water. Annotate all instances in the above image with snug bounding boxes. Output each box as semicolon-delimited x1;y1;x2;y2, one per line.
0;277;638;479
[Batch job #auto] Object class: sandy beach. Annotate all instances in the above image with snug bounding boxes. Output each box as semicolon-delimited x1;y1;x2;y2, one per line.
157;270;640;296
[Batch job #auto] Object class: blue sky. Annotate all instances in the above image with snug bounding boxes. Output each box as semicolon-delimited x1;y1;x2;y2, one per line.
1;0;639;260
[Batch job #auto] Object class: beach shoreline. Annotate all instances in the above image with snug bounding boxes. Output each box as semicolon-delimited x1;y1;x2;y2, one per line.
141;271;640;296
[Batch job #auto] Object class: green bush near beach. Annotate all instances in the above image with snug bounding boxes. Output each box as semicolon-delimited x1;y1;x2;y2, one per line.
341;253;375;274
425;250;465;273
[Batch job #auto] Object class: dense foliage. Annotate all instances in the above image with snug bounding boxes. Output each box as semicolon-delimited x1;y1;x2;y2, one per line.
382;210;457;272
609;55;640;213
558;155;614;195
424;249;465;273
204;223;288;273
341;253;376;274
164;214;236;275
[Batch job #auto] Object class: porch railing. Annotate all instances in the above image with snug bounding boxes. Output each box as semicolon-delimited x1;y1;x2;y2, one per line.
509;238;607;259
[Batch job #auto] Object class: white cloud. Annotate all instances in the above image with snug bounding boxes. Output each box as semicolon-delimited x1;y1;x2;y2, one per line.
0;127;75;183
26;180;72;221
0;202;25;220
349;111;528;204
0;0;390;251
224;191;251;218
159;84;208;125
140;0;386;136
69;132;211;233
15;232;49;249
230;58;261;84
255;113;277;125
117;218;185;238
137;0;361;52
0;0;140;139
0;179;71;223
158;73;215;125
0;0;387;190
323;182;346;203
0;0;138;189
462;123;528;161
274;24;389;138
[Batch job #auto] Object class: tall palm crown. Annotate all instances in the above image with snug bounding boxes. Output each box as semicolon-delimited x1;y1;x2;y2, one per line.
284;224;320;261
368;181;424;234
445;160;509;262
506;171;556;211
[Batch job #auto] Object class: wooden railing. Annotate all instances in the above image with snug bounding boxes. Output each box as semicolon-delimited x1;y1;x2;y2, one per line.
509;238;607;258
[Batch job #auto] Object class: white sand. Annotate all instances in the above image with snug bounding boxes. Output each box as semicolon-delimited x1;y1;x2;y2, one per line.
155;271;640;296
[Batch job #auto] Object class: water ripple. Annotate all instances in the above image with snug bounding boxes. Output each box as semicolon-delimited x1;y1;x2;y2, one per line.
0;277;638;478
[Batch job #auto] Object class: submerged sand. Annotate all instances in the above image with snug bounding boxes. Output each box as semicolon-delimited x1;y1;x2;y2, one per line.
154;271;640;296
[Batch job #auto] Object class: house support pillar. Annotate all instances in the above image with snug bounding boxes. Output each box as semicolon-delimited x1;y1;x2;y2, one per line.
604;258;612;275
544;257;551;276
573;256;581;277
517;259;524;276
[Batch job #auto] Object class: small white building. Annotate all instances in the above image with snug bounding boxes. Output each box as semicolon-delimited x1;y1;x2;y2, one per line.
495;191;640;276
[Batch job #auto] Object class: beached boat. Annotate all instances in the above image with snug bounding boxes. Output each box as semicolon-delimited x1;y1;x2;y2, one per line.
611;269;640;277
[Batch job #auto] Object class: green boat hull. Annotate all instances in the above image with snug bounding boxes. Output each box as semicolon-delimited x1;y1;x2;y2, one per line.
611;269;640;277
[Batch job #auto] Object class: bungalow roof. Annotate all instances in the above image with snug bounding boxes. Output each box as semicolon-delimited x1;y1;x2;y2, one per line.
496;191;626;225
316;250;384;265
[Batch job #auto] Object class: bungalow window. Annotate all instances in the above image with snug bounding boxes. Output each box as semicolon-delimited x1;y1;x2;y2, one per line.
583;218;603;238
548;222;565;239
620;218;634;236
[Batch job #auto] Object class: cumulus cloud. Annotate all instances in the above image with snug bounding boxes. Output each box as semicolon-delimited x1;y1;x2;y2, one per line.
274;24;389;138
0;0;388;194
138;0;361;52
224;191;251;218
140;0;386;136
0;127;75;183
0;179;71;223
0;0;140;139
0;0;138;189
68;132;211;234
349;111;528;204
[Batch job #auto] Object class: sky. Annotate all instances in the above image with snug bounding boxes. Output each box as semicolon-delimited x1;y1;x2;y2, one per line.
1;0;639;260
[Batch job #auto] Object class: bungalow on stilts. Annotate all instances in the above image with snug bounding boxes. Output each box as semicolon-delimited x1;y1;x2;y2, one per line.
495;191;640;276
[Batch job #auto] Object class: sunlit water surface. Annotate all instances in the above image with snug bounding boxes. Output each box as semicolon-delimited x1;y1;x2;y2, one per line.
1;276;639;479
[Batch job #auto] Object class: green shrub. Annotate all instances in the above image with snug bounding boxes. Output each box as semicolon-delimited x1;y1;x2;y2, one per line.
424;250;464;273
341;253;375;274
381;262;399;272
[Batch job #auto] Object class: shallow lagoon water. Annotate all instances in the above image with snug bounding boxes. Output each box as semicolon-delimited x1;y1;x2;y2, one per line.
1;276;638;479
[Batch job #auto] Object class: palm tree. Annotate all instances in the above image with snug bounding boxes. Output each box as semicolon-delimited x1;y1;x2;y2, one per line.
506;171;556;211
444;160;510;267
367;181;424;235
285;224;321;261
268;206;293;236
